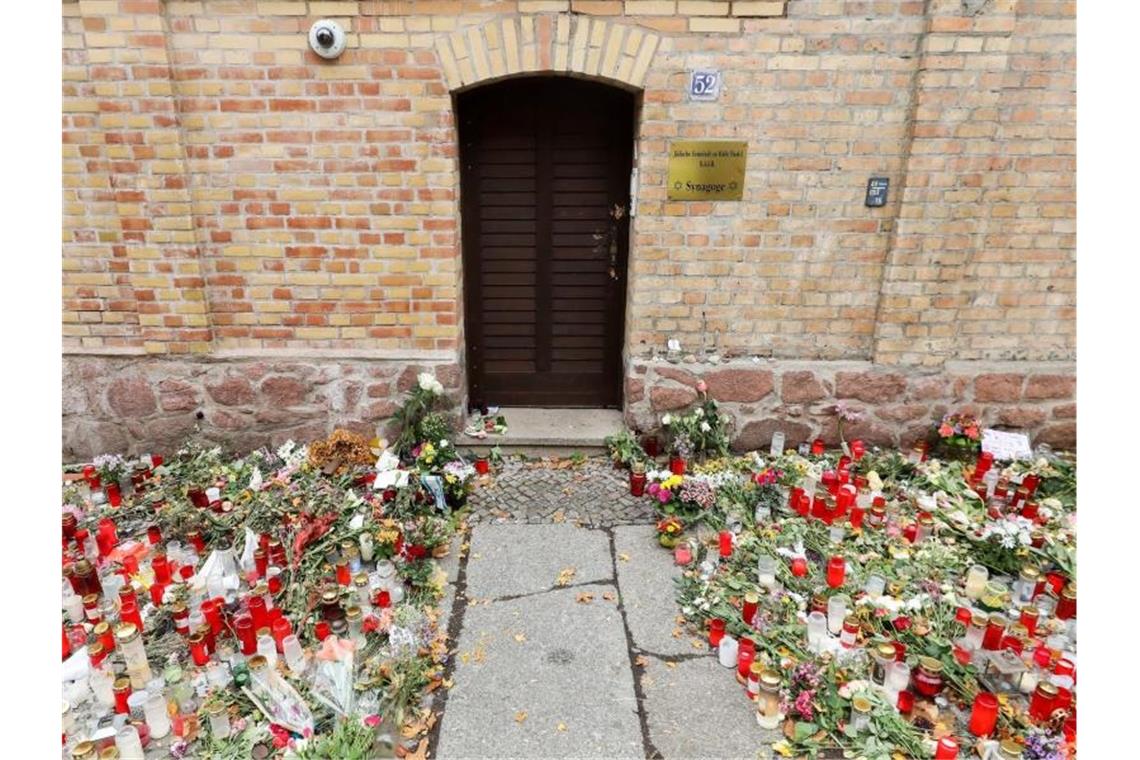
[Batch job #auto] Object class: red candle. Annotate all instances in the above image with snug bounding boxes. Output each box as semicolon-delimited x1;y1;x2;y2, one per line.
896;690;914;714
968;692;999;736
248;596;267;631
629;472;646;497
1030;682;1058;722
737;639;755;680
826;556;845;588
235;615;257;655
1056;585;1076;620
186;530;205;554
742;593;758;626
708;618;726;648
475;457;490;475
955;606;973;626
790;557;808;577
113;679;132;714
811;438;825;456
272;617;291;652
189;633;209;667
374;589;392;609
120;599;144;633
314;621;332;641
849;504;865;530
254;548;268;579
266;568;283;595
850;440;865;460
172;603;190;636
151;553;171;584
1020;606;1039;637
106;483;123;507
788;487;803;512
642;436;660;458
982;615;1006;651
718;531;733;558
673;544;692;565
934;736;959;759
202;598;224;635
669;456;685;476
795;492;811;517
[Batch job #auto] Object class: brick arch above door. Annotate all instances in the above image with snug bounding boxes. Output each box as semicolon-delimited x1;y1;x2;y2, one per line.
435;14;662;93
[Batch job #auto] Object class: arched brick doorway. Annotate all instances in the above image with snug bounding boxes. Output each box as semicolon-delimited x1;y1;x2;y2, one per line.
458;77;634;408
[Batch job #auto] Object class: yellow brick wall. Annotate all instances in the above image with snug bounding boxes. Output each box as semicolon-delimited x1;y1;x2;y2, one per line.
62;0;1074;369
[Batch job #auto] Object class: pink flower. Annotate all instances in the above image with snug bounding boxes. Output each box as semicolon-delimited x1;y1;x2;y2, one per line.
938;424;954;437
364;714;382;728
965;426;979;440
657;489;671;504
696;380;708;394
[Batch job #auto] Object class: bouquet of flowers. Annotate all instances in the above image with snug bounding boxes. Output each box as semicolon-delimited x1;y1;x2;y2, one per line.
656;516;684;548
934;411;981;459
661;396;732;460
93;453;129;485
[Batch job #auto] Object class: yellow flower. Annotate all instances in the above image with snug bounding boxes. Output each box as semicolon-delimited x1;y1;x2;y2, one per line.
662;475;683;490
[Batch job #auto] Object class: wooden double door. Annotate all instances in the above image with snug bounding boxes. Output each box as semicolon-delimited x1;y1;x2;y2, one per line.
459;78;634;408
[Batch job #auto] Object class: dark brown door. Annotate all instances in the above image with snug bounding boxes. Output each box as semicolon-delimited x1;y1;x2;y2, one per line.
459;78;633;408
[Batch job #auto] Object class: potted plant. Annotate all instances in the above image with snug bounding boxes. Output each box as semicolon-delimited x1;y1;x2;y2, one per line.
93;454;128;507
604;429;648;470
933;412;982;461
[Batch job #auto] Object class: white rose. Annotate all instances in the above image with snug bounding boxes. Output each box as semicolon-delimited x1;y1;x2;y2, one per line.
662;414;672;425
418;372;435;391
700;421;711;432
439;440;449;448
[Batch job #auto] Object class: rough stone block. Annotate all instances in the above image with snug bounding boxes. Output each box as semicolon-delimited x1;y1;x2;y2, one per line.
835;371;906;404
781;370;828;403
974;374;1025;402
702;368;773;402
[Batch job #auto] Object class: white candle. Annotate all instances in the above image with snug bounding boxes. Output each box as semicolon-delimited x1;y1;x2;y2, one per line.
827;596;848;636
965;565;989;600
718;635;739;668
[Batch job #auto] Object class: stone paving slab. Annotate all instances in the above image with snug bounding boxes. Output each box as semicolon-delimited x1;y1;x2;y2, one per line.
465;523;614;599
435;583;643;760
613;524;696;657
641;656;777;760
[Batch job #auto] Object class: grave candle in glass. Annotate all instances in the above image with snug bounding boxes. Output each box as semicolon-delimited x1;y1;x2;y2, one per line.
746;661;764;700
795;492;811;517
757;555;777;588
120;599;143;633
189;634;209;667
268;538;286;567
272;617;291;652
93;621;115;655
897;690;915;714
1016;566;1040;604
790;556;808;577
205;702;230;740
1030;681;1058;722
256;631;277;666
201;599;223;635
849;503;865;530
811;438;825;456
373;588;392;609
674;543;693;566
983;615;1007;651
75;559;102;597
113;677;132;715
867;503;887;529
885;660;911;696
115;624;152;688
870;642;895;685
717;635;738;668
1019;605;1040;637
171;602;189;636
266;568;283;595
840;616;859;649
915;513;934;543
83;593;102;625
185;531;205;555
736;640;755;682
718;531;733;558
105;483;122;508
788;486;803;512
806;611;827;651
964;565;988;600
827;595;848;636
150;554;171;585
1056;584;1076;620
826;556;845;588
912;657;945;698
971;692;998;738
849;696;872;733
755;669;782;728
738;592;759;626
669;456;685;475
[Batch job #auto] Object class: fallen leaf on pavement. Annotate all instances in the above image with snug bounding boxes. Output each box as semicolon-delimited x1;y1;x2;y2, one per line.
556;567;576;586
666;661;677;669
671;628;682;638
514;632;527;643
634;655;649;667
618;553;631;562
515;711;528;724
551;510;566;523
691;640;705;650
556;722;567;732
575;591;594;604
602;590;616;601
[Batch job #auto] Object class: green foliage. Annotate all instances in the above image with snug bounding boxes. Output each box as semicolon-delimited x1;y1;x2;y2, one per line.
604;428;648;467
292;717;377;760
662;398;732;458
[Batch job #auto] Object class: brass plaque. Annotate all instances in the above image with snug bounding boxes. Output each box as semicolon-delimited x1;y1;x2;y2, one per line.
666;141;748;201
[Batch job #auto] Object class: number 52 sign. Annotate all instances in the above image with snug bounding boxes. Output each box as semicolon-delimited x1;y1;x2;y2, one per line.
689;70;721;101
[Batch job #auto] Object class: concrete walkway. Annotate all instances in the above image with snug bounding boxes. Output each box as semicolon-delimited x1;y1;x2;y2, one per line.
429;517;777;759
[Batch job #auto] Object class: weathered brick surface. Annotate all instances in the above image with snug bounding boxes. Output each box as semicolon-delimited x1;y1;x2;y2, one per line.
62;354;463;460
627;359;1075;451
61;1;1075;454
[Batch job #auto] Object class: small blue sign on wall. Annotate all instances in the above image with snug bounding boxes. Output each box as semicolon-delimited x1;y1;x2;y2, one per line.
865;177;890;207
689;70;721;101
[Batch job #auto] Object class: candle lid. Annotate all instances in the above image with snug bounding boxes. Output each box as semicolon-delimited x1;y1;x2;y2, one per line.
998;739;1023;757
248;654;269;671
1035;681;1059;697
760;669;781;687
354;573;369;588
989;614;1008;627
320;589;339;604
852;695;872;713
970;612;989;627
114;623;139;644
253;582;270;596
82;593;99;606
1061;584;1076;600
112;676;131;691
93;621;110;636
744;591;759;604
748;661;764;676
205;701;227;715
1020;566;1040;580
345;606;362;621
98;747;120;760
875;643;897;659
918;656;944;673
1020;605;1039;618
87;642;104;659
70;741;96;759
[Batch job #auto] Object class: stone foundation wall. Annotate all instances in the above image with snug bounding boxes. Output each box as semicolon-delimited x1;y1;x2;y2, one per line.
62;354;463;461
624;359;1076;452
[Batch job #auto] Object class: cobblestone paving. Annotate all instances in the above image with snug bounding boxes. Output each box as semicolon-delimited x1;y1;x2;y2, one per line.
466;456;655;527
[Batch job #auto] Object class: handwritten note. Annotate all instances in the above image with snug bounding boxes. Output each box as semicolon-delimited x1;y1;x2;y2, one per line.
981;429;1033;461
